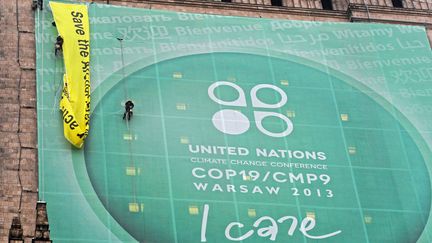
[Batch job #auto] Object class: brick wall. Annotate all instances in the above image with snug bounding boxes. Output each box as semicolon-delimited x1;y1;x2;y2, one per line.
0;0;37;242
0;0;430;242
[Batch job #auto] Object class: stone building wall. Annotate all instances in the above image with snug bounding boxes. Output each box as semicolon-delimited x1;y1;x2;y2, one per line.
0;0;37;242
0;0;430;242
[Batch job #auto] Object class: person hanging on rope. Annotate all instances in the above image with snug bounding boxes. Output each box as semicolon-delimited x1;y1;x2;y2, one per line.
55;36;63;56
123;100;134;121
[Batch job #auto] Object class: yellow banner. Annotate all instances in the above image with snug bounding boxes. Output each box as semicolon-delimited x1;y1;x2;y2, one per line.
51;2;90;148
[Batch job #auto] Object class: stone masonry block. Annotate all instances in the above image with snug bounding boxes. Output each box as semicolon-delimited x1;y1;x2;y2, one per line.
18;32;35;70
17;0;35;33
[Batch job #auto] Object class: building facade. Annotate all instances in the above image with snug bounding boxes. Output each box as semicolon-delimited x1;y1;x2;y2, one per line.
0;0;431;242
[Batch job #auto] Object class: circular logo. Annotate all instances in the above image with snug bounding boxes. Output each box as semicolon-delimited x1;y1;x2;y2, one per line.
85;53;430;243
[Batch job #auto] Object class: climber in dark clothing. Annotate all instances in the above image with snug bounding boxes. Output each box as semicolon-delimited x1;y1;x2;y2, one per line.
123;100;134;121
55;36;63;56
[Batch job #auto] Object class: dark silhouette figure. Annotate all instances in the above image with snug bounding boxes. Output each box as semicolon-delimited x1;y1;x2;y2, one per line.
55;36;63;56
123;100;134;121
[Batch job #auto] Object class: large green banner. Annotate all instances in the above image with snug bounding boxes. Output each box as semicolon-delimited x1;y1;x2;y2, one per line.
36;1;432;242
